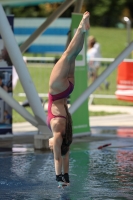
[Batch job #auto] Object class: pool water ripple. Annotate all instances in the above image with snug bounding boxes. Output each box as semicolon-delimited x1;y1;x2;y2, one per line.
0;137;133;199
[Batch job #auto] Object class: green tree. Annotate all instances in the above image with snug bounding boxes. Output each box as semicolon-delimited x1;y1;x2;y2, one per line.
84;0;127;27
8;1;133;27
11;3;58;18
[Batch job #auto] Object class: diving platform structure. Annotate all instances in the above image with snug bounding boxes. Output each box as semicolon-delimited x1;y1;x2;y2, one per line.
0;0;133;149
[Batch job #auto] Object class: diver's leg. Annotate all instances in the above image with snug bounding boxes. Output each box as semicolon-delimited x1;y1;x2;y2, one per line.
49;12;90;94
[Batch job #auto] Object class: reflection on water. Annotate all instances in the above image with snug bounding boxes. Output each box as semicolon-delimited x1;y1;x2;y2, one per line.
117;128;133;138
0;138;133;199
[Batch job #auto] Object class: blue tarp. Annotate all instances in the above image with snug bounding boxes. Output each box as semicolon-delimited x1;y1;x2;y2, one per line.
0;0;65;7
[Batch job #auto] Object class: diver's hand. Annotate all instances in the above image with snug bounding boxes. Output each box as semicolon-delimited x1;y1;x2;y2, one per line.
58;181;69;189
56;174;69;189
62;173;70;183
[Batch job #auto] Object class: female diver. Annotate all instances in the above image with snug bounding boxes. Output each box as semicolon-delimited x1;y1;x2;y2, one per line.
48;11;90;188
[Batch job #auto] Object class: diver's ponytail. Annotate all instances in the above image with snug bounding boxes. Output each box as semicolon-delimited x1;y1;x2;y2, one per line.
64;104;73;145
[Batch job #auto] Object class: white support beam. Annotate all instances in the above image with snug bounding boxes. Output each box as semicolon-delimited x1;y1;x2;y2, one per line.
0;4;47;131
69;41;133;114
74;0;84;12
66;0;84;48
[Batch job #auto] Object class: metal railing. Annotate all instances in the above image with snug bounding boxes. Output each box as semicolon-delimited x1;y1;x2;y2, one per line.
69;42;133;114
15;56;133;105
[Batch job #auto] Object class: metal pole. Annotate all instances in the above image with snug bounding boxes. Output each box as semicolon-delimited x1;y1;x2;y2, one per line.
74;0;84;12
69;41;133;114
124;17;131;46
66;0;84;48
20;0;76;53
0;4;47;129
127;20;131;45
0;87;38;127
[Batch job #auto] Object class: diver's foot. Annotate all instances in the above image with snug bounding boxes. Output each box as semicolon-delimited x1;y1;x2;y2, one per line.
62;173;70;183
56;174;69;189
58;181;69;189
83;11;90;30
79;11;90;32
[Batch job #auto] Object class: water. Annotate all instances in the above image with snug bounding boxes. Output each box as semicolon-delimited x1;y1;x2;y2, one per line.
0;134;133;199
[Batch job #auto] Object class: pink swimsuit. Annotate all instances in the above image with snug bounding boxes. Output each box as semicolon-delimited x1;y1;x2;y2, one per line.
47;81;74;130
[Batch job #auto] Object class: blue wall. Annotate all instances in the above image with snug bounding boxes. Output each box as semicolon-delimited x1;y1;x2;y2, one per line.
14;18;71;54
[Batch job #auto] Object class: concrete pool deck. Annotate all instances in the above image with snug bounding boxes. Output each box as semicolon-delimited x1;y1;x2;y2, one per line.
89;105;133;127
12;105;133;134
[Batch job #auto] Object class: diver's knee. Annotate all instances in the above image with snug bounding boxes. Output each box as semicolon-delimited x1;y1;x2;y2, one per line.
62;51;73;61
